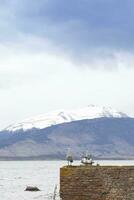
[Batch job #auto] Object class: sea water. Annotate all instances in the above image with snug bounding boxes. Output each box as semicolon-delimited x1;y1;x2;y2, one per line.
0;160;134;200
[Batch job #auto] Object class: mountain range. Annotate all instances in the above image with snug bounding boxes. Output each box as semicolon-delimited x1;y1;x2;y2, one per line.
0;105;134;160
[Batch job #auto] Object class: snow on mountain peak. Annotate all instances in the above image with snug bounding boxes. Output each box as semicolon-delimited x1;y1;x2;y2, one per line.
4;105;128;132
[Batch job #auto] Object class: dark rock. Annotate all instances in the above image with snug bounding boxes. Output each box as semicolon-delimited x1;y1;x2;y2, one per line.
25;186;40;192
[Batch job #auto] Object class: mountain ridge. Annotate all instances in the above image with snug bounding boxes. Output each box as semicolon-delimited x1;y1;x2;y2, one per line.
4;105;128;132
0;117;134;159
0;106;133;160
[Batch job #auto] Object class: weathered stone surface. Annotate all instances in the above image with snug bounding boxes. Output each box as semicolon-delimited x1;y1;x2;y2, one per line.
60;166;134;200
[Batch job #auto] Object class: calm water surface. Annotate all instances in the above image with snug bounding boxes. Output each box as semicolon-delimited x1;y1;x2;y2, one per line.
0;160;134;200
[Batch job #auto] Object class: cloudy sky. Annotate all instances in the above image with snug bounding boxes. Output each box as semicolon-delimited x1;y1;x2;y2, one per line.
0;0;134;128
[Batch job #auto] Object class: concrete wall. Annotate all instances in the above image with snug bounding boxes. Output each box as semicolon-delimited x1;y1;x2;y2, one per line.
60;166;134;200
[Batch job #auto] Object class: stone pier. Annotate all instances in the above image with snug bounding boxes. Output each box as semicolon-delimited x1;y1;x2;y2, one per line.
60;165;134;200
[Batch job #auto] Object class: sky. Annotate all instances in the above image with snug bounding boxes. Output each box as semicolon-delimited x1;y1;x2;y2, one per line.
0;0;134;128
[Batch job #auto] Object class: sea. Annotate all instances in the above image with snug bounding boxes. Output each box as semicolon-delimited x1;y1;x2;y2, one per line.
0;160;134;200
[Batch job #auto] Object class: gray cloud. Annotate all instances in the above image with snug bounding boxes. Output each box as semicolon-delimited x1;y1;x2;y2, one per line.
0;0;134;129
0;0;134;62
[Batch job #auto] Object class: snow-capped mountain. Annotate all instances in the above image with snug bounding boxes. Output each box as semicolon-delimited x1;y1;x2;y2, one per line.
0;106;133;160
4;105;128;132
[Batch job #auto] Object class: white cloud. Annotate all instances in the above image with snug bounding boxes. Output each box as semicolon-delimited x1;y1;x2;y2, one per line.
0;36;134;129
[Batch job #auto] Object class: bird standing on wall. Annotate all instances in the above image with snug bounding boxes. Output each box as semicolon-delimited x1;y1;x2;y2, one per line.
66;148;73;166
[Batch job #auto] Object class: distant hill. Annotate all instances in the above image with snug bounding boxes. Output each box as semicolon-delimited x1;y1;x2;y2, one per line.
4;105;128;132
0;117;134;160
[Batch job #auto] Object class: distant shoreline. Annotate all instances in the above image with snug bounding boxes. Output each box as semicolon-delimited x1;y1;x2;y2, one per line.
0;157;133;161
